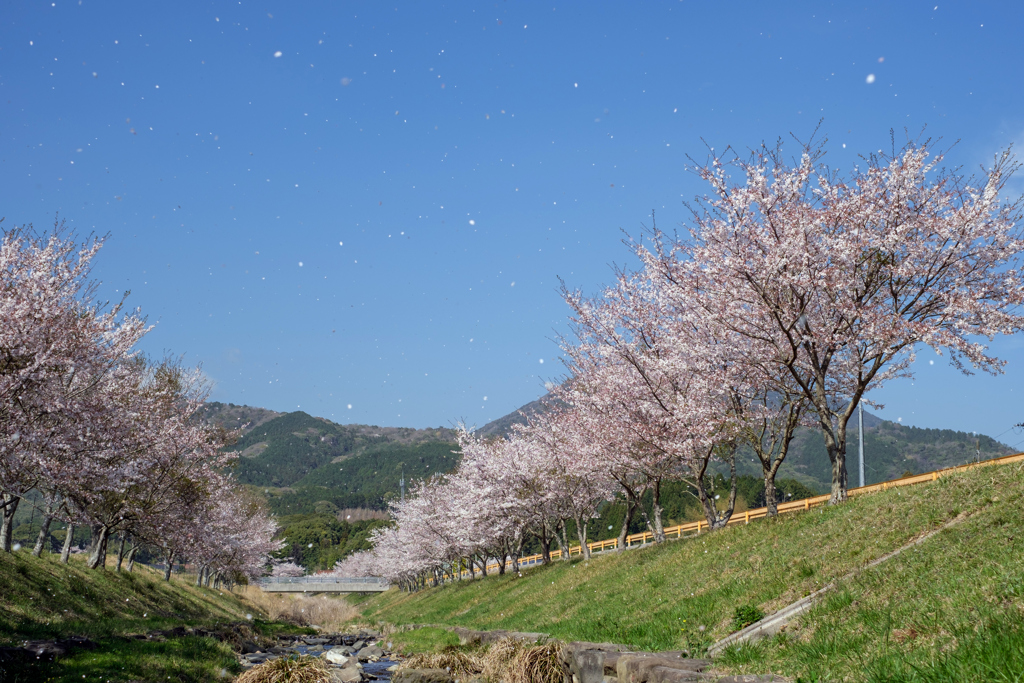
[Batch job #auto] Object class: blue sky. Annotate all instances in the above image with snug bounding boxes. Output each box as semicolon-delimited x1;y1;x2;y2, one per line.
3;1;1024;445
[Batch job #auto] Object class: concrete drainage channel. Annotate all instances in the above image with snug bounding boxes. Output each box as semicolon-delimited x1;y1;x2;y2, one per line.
706;513;969;658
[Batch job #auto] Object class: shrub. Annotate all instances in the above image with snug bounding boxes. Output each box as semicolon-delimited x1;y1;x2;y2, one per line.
731;604;766;632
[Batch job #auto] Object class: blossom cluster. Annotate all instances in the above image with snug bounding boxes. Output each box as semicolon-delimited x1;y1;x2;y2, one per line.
334;139;1024;587
0;222;281;581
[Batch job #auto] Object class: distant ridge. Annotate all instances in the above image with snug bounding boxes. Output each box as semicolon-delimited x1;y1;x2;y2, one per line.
200;399;1012;509
474;393;554;439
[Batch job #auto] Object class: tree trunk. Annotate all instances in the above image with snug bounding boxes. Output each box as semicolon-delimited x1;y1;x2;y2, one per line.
574;514;591;560
811;395;853;505
126;544;138;572
764;475;778;517
0;494;20;552
694;444;738;531
617;492;637;551
87;524;110;569
60;524;75;563
163;550;175;581
539;521;552;564
196;566;205;587
723;449;739;525
478;555;488;577
33;515;54;557
651;479;665;543
497;553;506;575
759;396;802;517
512;535;523;573
557;520;570;561
115;533;128;571
829;445;849;504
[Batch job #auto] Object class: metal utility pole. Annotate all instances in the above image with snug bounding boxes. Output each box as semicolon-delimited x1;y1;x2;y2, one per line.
858;403;865;488
400;468;406;504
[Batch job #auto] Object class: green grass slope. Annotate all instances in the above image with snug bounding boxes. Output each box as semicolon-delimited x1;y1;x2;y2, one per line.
0;552;297;682
356;461;1024;682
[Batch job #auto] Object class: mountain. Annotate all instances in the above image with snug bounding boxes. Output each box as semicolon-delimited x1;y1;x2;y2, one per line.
474;394;554;439
731;416;1013;493
192;400;1015;570
203;399;1015;512
201;402;459;515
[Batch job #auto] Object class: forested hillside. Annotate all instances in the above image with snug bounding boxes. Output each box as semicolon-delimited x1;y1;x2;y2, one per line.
740;418;1013;492
197;403;459;515
267;440;460;515
181;401;1019;572
197;400;1014;521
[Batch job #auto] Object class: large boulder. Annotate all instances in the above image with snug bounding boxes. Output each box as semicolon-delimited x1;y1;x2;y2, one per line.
330;667;364;683
561;641;631;683
325;650;351;665
21;641;69;660
357;644;384;661
393;668;455;683
644;665;714;683
615;654;711;683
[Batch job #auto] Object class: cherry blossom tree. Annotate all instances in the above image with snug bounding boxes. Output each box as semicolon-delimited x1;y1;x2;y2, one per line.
65;356;236;569
672;138;1024;503
509;406;615;559
3;222;277;577
271;560;306;578
1;221;147;551
562;268;744;532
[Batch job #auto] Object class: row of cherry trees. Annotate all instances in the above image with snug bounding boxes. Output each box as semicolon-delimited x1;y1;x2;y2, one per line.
0;221;281;583
337;138;1024;587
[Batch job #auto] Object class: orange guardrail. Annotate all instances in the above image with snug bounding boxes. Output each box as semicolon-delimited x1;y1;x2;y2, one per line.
456;451;1024;579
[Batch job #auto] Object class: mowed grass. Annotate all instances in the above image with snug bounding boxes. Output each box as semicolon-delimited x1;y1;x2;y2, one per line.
0;552;308;682
0;551;253;640
387;626;462;655
356;462;1024;682
2;635;243;683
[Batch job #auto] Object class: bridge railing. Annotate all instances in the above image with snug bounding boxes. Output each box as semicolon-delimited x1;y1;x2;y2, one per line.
258;576;388;587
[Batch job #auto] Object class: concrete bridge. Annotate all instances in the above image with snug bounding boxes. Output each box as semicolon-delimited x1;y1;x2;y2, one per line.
258;576;389;593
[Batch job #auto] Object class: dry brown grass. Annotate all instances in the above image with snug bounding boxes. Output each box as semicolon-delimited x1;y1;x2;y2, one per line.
402;638;565;683
505;643;565;683
239;586;359;631
480;637;525;681
401;650;485;678
235;655;333;683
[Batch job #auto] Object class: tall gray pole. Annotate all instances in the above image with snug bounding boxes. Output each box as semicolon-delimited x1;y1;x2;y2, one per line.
858;403;865;488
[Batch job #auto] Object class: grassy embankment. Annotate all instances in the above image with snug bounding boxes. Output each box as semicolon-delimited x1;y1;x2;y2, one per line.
0;552;321;683
357;462;1024;682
